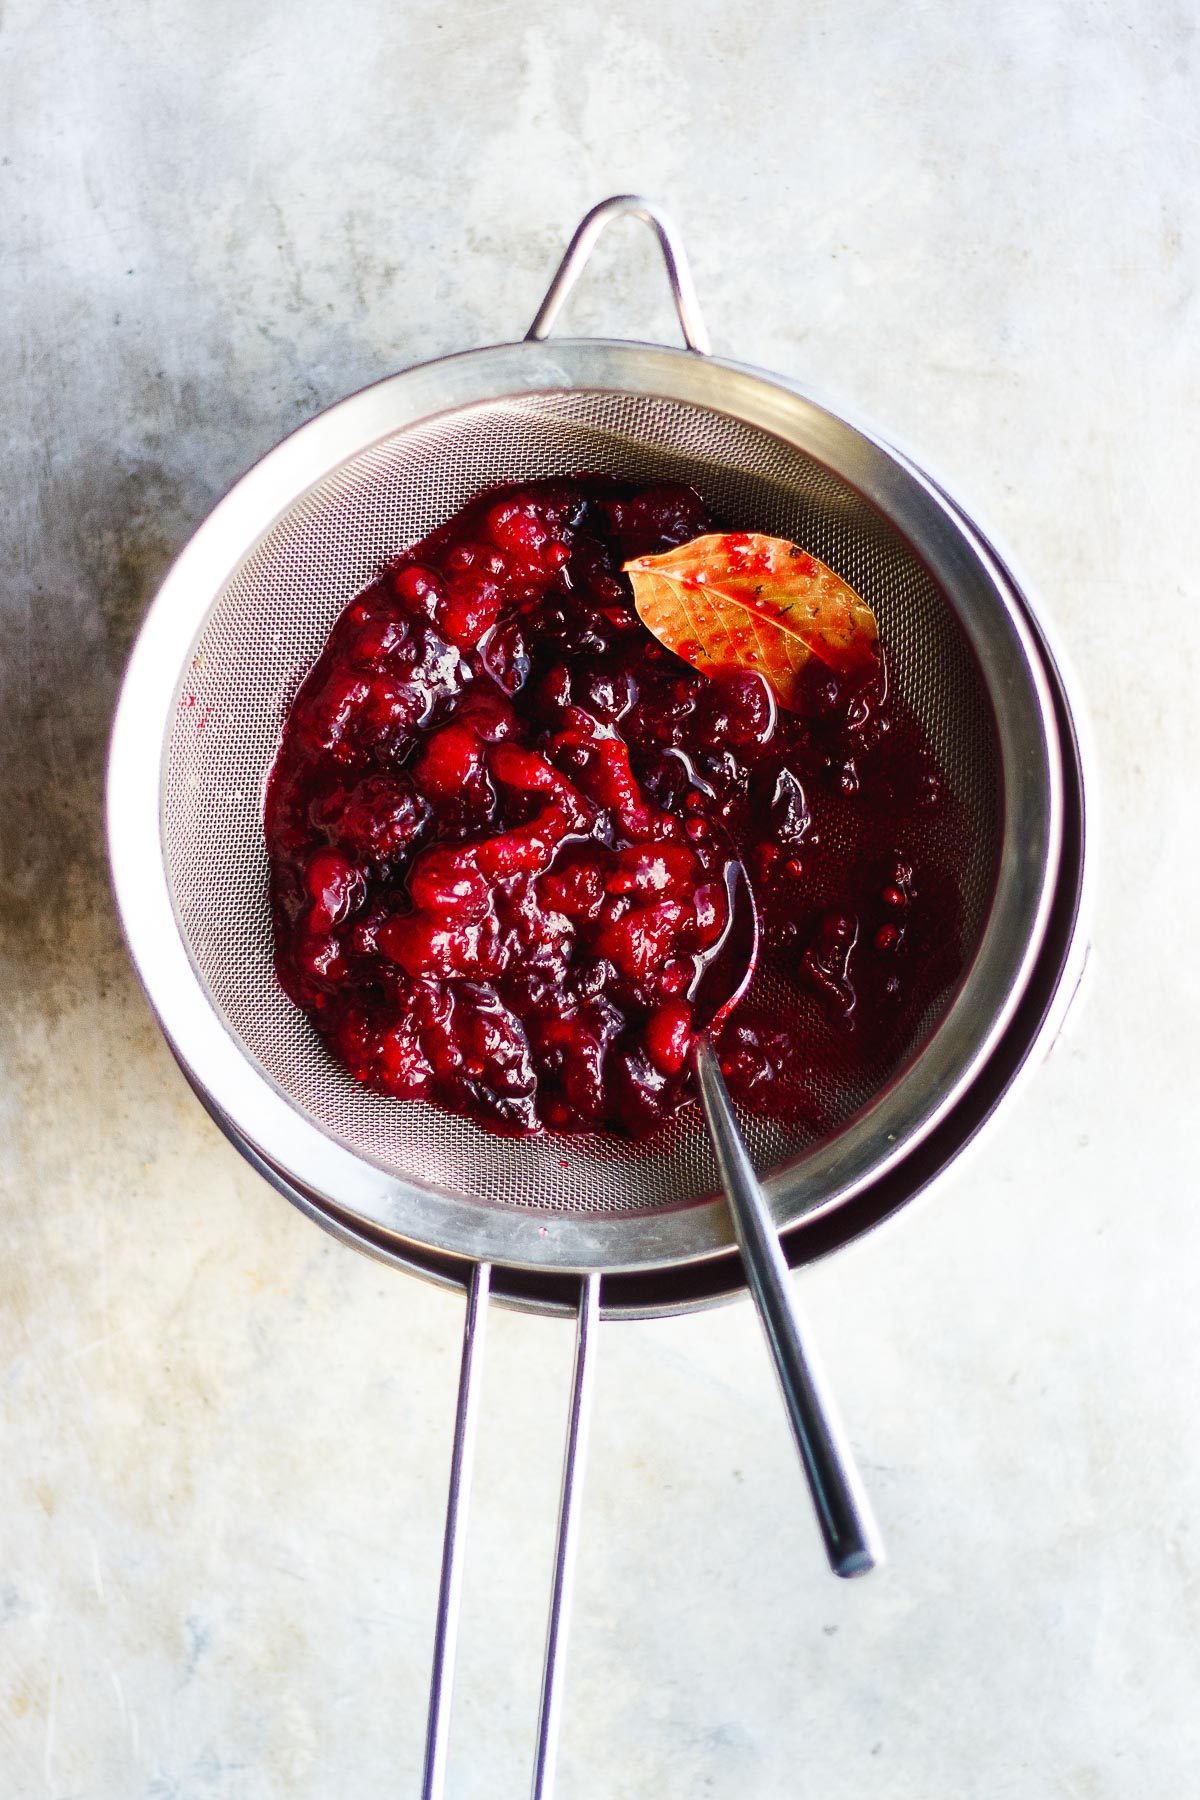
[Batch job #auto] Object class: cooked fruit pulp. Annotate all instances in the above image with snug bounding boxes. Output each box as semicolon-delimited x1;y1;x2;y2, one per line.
265;479;965;1138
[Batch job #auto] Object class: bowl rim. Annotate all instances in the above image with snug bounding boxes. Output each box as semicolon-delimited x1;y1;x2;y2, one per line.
107;335;1065;1275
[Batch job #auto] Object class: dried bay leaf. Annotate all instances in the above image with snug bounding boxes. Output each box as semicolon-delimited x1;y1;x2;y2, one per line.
623;532;879;710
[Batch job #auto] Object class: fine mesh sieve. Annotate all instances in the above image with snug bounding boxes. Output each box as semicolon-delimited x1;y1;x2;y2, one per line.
109;197;1082;1795
163;388;1002;1220
110;204;1062;1280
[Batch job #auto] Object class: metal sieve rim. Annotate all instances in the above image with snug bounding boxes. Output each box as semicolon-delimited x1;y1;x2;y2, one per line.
107;337;1063;1275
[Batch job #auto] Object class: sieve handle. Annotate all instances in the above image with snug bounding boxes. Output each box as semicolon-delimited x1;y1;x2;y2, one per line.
421;1261;491;1800
531;1270;600;1800
692;1038;884;1580
526;195;711;354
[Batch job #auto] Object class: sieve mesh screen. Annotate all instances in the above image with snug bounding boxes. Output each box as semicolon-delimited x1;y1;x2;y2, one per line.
162;391;1001;1215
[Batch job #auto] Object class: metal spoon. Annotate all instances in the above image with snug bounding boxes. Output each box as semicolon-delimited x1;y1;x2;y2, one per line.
689;861;884;1578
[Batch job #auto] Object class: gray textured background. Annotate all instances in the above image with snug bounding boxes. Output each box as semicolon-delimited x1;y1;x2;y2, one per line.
2;2;1197;1796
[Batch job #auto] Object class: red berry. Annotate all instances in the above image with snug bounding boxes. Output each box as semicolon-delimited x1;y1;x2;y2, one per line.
317;774;428;863
439;584;503;649
717;670;777;746
643;1000;693;1076
752;843;782;883
294;930;349;987
575;665;635;723
378;1024;433;1098
453;685;519;741
412;723;484;799
689;881;728;948
305;847;366;931
349;615;411;672
486;502;547;557
605;1042;682;1138
539;860;606;922
295;667;373;759
594;901;686;981
406;845;491;922
655;959;692;997
605;843;698;899
391;564;443;620
377;914;482;978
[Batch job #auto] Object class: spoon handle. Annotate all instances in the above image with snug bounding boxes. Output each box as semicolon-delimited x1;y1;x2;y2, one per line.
692;1037;884;1579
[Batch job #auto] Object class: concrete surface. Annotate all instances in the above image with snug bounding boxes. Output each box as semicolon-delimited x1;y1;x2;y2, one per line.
2;1;1198;1796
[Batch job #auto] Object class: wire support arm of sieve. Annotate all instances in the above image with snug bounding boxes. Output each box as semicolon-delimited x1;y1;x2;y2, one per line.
422;1261;491;1800
420;1265;600;1800
526;195;712;354
531;1271;600;1800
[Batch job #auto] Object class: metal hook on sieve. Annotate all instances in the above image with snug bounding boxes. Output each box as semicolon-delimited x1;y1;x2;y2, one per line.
526;194;712;355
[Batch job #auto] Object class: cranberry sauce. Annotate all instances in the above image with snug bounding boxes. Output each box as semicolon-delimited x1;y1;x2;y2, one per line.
265;479;965;1138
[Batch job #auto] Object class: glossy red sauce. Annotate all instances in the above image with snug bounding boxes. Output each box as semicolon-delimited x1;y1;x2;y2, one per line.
265;479;965;1138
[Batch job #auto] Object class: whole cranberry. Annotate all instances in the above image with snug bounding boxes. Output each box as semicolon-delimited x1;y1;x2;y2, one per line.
479;616;530;695
412;722;485;799
348;615;411;673
407;846;491;923
718;670;777;746
305;847;366;931
599;482;711;558
574;663;636;724
800;910;860;1021
440;580;505;650
391;564;444;621
605;1041;682;1138
487;501;548;557
315;773;429;863
643;1000;693;1076
378;1023;433;1099
453;684;520;741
